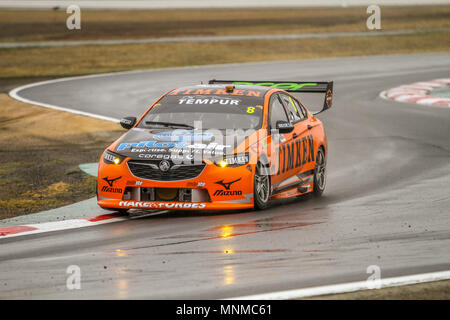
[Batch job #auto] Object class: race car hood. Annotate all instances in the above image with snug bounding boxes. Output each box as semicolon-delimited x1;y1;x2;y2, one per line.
112;127;251;161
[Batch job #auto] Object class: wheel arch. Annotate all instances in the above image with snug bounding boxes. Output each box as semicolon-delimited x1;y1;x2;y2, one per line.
256;154;271;176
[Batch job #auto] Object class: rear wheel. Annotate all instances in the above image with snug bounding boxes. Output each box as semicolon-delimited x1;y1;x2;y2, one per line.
312;147;326;197
254;163;270;210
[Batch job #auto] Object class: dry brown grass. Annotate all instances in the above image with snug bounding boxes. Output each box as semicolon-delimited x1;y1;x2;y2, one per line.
0;93;123;219
0;6;449;42
0;31;448;78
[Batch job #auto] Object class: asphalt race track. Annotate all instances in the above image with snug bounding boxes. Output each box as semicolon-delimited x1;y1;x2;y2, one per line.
1;53;450;299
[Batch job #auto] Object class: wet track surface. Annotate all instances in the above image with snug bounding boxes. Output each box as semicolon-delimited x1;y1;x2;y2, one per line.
1;53;450;299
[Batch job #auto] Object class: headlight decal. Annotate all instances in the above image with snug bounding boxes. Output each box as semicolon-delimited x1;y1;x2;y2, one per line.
103;150;126;165
215;153;250;167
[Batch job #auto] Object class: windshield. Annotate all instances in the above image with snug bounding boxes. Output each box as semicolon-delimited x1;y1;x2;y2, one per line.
138;91;264;130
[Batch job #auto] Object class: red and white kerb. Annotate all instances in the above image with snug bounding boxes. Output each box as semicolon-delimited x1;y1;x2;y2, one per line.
380;78;450;107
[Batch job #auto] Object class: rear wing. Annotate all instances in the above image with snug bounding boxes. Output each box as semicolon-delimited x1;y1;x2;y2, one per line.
208;79;333;114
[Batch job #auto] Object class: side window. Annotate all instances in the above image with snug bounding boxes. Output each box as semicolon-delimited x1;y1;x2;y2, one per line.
291;97;308;120
281;94;306;122
269;95;289;130
280;94;301;122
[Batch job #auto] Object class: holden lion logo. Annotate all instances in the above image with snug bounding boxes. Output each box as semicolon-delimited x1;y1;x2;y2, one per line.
159;160;171;172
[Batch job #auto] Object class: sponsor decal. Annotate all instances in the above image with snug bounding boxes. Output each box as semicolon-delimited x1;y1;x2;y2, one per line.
277;134;315;175
118;141;230;152
137;153;184;160
118;201;207;209
186;181;206;187
215;178;241;190
118;140;187;151
136;150;225;164
101;186;123;193
102;176;123;193
178;96;241;106
103;152;116;163
233;82;318;91
223;154;249;166
126;180;143;186
213;190;242;196
326;89;332;107
169;88;261;97
153;130;213;142
102;176;121;187
121;118;133;125
277;122;292;128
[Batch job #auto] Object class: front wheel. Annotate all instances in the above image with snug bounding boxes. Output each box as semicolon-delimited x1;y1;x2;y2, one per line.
254;163;271;210
312;147;326;197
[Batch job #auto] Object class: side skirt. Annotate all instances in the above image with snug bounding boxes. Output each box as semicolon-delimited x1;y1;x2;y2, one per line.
270;170;314;200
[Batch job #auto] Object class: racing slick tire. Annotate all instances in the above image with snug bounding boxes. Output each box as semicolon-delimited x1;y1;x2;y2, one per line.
312;147;326;197
254;162;271;210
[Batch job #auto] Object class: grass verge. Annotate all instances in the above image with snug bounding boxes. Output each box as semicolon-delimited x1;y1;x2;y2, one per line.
1;32;449;78
0;94;123;220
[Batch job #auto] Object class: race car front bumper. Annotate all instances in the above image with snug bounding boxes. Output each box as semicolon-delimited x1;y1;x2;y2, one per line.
97;157;255;211
98;199;254;211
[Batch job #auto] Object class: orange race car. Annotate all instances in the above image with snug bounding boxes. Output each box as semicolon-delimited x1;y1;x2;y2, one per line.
97;80;332;212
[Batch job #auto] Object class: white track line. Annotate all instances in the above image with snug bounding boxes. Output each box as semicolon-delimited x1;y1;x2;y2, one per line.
8;63;247;122
9;76;121;123
228;270;450;300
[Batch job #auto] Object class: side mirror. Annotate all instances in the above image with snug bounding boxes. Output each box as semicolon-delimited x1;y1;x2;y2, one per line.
120;117;136;130
275;120;294;133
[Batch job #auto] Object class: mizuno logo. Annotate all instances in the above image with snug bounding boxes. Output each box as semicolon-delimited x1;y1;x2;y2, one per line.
102;176;121;187
213;190;242;196
215;178;241;190
101;186;123;193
